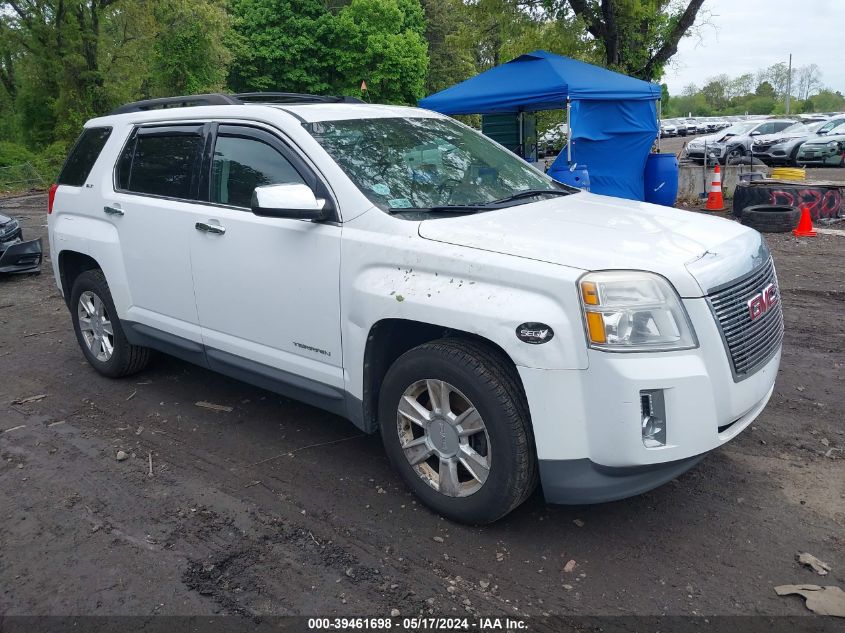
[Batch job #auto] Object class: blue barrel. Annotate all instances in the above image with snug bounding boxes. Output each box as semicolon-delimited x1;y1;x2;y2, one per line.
548;159;590;191
644;153;679;206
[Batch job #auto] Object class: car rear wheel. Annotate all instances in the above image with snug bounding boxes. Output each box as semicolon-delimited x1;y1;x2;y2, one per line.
71;269;152;378
378;338;537;524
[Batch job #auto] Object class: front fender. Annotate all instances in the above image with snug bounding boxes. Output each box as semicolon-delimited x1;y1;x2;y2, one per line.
340;212;589;402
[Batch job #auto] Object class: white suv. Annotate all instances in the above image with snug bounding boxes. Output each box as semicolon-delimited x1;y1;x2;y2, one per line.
48;92;783;524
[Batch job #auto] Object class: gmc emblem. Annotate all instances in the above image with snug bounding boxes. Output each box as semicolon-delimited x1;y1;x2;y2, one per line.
747;283;778;321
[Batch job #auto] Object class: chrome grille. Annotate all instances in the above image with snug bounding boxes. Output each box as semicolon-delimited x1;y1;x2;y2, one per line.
707;257;783;381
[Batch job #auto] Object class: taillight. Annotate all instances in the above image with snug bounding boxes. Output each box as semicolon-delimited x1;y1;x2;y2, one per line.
48;183;58;214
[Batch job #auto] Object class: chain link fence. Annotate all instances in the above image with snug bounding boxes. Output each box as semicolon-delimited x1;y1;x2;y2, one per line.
0;162;47;193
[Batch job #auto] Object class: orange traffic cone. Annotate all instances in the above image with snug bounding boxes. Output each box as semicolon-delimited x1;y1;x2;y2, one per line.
793;206;817;237
704;164;726;212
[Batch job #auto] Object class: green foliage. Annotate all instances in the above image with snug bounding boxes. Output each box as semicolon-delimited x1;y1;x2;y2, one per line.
667;66;838;117
545;0;705;81
227;0;334;93
810;90;845;113
0;0;836;178
330;0;429;103
148;0;231;96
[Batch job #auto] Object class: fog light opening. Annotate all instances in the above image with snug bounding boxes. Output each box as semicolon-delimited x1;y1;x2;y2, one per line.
640;389;666;448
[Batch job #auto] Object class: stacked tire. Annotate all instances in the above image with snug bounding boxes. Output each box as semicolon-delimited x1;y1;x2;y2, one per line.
736;204;801;233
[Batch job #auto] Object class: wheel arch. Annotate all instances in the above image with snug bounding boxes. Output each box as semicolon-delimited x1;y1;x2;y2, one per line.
58;250;102;308
356;318;525;434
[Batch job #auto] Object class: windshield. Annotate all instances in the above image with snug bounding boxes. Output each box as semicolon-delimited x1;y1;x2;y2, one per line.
780;122;813;134
722;121;757;136
306;116;565;213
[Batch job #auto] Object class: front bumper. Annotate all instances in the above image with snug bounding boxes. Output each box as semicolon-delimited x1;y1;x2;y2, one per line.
797;148;842;165
519;297;780;504
0;238;43;273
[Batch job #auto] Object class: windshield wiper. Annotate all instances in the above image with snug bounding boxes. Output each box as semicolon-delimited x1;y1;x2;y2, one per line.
484;189;571;206
388;205;485;215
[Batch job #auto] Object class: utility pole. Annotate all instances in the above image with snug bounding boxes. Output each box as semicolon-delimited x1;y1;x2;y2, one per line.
785;53;792;114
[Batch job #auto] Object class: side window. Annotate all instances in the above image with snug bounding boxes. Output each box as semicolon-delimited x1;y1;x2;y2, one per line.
754;123;774;135
58;127;112;186
772;122;793;133
118;127;204;199
210;134;305;208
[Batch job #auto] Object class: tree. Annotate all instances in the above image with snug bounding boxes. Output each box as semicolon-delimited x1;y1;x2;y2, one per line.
700;78;727;110
755;81;775;99
418;0;475;93
147;0;230;97
727;73;754;99
227;0;334;94
810;89;845;113
543;0;705;80
795;63;822;101
329;0;429;104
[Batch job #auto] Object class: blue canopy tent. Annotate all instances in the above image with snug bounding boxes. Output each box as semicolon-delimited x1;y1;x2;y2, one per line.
419;50;661;201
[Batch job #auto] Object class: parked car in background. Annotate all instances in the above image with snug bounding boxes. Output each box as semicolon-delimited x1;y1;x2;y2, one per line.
685;119;795;164
752;118;845;166
539;123;567;158
796;123;845;167
660;120;678;138
0;210;42;273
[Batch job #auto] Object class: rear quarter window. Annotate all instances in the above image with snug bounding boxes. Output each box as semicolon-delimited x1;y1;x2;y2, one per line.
58;127;112;186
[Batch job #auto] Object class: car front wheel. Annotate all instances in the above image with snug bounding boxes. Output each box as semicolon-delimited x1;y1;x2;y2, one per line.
378;339;537;524
70;269;152;378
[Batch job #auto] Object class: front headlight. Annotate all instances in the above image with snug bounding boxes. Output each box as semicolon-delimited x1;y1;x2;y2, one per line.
579;271;698;352
827;141;839;151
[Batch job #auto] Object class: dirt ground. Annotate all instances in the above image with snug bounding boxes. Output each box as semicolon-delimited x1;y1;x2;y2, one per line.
1;194;843;621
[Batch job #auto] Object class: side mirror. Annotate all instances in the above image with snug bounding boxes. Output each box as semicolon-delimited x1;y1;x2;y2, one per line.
251;183;332;221
749;130;761;136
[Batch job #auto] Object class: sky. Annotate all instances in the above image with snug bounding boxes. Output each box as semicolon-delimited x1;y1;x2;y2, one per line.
662;0;844;96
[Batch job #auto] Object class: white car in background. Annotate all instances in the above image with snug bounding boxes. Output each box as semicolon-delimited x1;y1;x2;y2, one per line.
685;119;795;164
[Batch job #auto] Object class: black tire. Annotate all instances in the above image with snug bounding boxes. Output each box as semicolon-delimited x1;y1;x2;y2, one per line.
378;338;537;524
740;204;801;233
70;269;152;378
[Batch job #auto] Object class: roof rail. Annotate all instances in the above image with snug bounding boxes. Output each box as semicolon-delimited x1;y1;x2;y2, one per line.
109;93;240;115
109;92;364;115
234;92;364;104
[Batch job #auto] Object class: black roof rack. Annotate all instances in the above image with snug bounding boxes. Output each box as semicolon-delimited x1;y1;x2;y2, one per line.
234;92;363;104
109;92;363;115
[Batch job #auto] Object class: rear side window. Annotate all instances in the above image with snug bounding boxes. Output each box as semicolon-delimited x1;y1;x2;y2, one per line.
116;126;204;200
58;127;112;186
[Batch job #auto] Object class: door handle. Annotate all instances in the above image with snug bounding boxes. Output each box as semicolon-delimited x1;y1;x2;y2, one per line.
195;221;226;235
103;205;124;216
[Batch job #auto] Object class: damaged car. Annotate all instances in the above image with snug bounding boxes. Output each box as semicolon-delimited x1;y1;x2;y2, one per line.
796;123;845;167
0;210;42;274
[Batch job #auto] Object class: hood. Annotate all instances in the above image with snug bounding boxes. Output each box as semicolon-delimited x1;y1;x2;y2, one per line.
418;192;763;298
802;132;845;147
756;130;809;143
688;133;721;145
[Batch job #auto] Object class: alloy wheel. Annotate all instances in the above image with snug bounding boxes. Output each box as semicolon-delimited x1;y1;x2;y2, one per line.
77;290;114;362
396;379;491;497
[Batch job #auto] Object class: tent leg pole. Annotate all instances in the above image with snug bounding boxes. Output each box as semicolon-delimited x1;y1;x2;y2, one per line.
657;100;662;153
566;99;572;164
